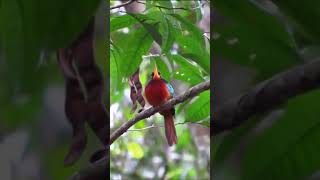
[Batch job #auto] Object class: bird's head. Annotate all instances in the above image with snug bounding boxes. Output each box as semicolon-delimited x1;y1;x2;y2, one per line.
151;66;161;80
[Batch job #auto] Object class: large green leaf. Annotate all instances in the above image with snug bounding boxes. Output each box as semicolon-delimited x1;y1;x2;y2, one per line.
120;27;153;77
110;42;122;93
161;17;176;54
151;56;170;81
243;90;320;180
184;91;210;123
170;14;210;74
128;12;163;46
213;0;300;79
169;54;205;85
110;14;137;32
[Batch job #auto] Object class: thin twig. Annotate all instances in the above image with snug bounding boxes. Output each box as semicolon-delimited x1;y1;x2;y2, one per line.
110;80;210;144
136;0;189;11
110;0;135;10
127;122;191;131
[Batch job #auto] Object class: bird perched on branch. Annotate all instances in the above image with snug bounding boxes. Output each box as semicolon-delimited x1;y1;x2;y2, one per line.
145;66;177;146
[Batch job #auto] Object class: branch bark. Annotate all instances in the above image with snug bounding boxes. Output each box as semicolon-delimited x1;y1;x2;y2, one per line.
213;60;320;135
110;80;210;144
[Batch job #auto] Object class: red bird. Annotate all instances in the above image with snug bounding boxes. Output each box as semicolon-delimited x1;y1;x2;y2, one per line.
145;67;177;146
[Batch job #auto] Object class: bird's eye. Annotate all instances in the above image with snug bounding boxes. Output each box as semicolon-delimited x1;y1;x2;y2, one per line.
151;72;154;77
158;71;161;75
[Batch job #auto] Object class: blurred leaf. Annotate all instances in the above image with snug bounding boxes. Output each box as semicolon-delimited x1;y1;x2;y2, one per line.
45;145;82;180
243;90;320;180
128;142;144;159
214;117;260;165
0;0;100;128
176;128;191;151
170;54;205;85
167;167;183;179
213;0;300;79
176;99;191;114
184;91;209;123
1;95;42;128
134;120;146;129
271;0;320;44
187;168;196;179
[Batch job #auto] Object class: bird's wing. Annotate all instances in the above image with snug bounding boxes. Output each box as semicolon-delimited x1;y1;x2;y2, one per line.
162;79;174;97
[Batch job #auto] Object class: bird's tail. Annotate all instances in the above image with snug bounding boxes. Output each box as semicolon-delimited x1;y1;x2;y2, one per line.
164;115;177;146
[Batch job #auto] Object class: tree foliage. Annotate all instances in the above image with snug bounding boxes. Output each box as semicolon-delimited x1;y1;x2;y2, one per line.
110;0;210;179
214;1;320;180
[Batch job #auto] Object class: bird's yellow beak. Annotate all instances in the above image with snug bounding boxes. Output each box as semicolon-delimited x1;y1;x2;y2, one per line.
153;66;161;79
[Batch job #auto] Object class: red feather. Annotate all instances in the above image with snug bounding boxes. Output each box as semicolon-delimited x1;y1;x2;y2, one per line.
145;79;170;106
145;76;177;146
163;112;177;146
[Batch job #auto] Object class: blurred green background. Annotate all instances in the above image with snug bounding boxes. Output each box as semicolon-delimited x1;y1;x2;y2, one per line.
110;0;210;179
214;0;320;180
0;0;107;179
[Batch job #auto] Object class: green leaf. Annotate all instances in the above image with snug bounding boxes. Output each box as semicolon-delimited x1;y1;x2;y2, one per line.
161;17;175;54
128;13;162;45
170;54;205;85
170;14;210;74
213;0;300;79
120;27;153;77
243;90;320;180
169;14;204;46
110;14;137;32
156;0;174;13
150;56;170;81
184;91;210;123
110;42;122;92
176;128;191;151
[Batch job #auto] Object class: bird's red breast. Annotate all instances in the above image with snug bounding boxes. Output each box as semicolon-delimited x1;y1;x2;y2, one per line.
144;67;170;106
145;79;170;106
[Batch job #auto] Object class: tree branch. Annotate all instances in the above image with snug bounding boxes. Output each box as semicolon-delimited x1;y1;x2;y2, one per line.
127;122;200;131
70;81;210;180
110;0;135;10
110;80;210;144
213;60;320;135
